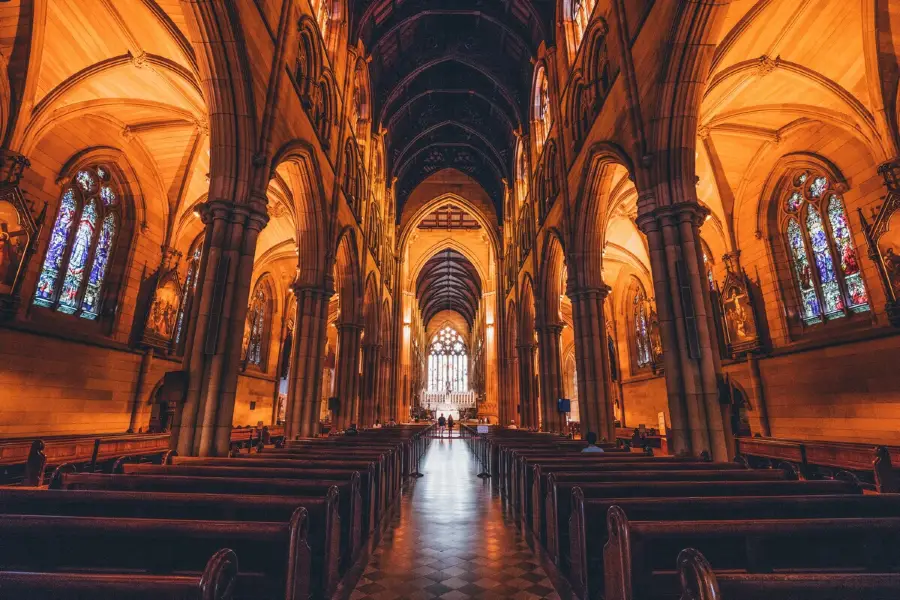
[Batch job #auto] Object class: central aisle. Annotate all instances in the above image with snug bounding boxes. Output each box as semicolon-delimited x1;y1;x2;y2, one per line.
347;436;562;600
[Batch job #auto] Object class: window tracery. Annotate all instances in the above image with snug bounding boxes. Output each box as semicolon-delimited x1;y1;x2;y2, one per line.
34;165;121;320
427;326;469;393
780;170;869;325
632;285;653;370
173;239;203;353
244;281;270;368
534;67;551;155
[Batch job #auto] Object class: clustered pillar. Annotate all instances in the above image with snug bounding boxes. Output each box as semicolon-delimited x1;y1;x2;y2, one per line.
568;284;616;442
516;342;537;429
359;342;382;427
637;203;728;460
333;322;363;430
536;324;566;433
173;198;268;457
285;281;333;439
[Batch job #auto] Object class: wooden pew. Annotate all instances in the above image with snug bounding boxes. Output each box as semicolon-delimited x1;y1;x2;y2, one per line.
539;467;789;561
530;460;749;546
0;513;310;600
0;433;171;485
677;547;900;600
735;438;900;491
513;454;704;520
0;487;336;599
604;509;900;600
570;491;900;600
53;471;362;573
126;462;377;544
0;547;237;600
170;456;386;533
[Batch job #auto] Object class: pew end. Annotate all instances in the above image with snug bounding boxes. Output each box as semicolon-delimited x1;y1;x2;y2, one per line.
677;547;719;600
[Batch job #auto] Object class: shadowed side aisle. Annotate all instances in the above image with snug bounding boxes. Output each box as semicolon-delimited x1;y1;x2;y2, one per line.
346;437;562;599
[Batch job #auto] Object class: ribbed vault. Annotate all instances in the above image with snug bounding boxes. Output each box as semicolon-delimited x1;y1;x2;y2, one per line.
415;249;482;327
350;0;553;219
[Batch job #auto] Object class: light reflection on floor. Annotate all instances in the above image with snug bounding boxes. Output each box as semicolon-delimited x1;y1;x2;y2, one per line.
347;437;562;599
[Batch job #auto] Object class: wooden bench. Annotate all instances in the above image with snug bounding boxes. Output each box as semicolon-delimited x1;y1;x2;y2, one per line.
0;487;337;599
736;438;900;491
677;547;900;600
127;462;377;544
539;467;789;561
0;433;171;485
530;460;748;546
170;456;386;533
53;471;360;576
512;454;704;520
604;510;900;600
569;491;900;599
0;547;236;599
0;513;308;600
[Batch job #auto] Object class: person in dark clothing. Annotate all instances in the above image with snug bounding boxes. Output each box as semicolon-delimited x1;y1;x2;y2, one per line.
345;423;359;436
447;415;454;435
438;414;447;436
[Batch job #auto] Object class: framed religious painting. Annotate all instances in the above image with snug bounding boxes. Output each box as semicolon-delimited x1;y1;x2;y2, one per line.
0;187;42;317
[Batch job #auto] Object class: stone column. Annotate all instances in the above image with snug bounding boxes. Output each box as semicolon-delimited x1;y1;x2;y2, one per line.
536;324;565;433
174;199;268;457
637;203;727;460
333;322;363;429
516;343;536;428
359;342;381;427
285;281;333;439
568;285;615;441
507;355;520;427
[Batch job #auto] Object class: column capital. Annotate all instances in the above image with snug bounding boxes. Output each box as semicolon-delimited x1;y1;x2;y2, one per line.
635;201;709;233
199;199;269;231
566;283;611;302
535;323;564;336
291;281;335;300
336;321;365;332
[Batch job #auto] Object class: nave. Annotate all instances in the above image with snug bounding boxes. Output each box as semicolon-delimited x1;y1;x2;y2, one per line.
346;435;561;600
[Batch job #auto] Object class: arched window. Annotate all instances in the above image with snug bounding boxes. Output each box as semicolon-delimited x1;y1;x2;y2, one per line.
313;0;331;44
534;67;551;155
244;280;271;368
571;0;592;51
631;283;653;370
515;139;529;207
701;243;715;291
427;326;469;393
173;238;203;353
780;170;869;324
34;165;122;320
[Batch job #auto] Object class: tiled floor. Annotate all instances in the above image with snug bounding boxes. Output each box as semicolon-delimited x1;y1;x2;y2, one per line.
347;436;562;600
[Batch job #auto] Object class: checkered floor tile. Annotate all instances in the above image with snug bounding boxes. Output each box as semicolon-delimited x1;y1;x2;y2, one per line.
345;438;562;599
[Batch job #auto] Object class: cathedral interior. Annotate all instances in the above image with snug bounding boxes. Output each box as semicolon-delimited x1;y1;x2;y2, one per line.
2;1;900;598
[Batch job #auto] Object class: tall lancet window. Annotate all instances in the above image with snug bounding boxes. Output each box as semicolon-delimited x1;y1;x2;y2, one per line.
427;326;468;393
781;170;869;324
34;165;121;320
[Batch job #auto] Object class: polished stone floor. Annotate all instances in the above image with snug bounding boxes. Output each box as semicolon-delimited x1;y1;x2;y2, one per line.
347;436;562;600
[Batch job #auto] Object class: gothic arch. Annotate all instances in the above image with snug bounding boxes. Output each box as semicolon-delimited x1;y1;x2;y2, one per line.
537;229;568;326
333;226;363;324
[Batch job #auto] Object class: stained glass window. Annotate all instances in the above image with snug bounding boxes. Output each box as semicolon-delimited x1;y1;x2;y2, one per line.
174;240;203;351
314;0;330;42
702;247;715;291
633;285;652;369
535;68;551;154
427;326;469;393
245;284;268;367
781;170;869;325
34;166;122;319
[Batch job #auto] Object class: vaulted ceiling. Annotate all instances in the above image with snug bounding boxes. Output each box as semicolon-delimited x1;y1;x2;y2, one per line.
416;249;483;326
350;0;554;220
